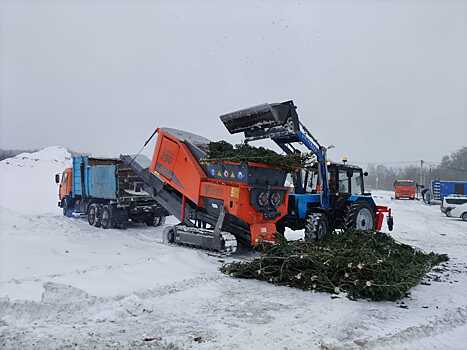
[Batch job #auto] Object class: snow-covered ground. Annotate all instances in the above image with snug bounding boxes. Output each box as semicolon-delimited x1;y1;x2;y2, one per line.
1;148;467;349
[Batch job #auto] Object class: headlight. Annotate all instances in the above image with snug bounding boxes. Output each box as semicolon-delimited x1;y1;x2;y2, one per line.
257;192;269;207
270;191;282;207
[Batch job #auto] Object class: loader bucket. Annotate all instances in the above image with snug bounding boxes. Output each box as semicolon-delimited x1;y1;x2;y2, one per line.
220;100;300;139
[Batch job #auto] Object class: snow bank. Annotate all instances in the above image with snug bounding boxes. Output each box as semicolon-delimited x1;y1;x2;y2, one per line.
0;146;71;215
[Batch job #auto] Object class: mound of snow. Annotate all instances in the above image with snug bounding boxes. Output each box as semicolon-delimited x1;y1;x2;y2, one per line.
3;146;70;165
0;146;71;214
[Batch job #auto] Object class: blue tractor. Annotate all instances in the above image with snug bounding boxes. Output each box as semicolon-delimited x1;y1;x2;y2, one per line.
220;100;393;240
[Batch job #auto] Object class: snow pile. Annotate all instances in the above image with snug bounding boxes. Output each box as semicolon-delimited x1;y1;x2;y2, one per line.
9;146;71;164
0;146;71;214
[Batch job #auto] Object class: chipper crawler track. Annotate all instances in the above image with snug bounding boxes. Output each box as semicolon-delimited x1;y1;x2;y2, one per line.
122;128;290;254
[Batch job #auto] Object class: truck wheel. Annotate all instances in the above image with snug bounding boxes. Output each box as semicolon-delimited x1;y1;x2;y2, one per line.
387;215;394;231
62;197;73;217
345;202;375;231
94;205;102;227
88;204;97;226
62;199;69;217
305;212;330;241
101;206;112;229
150;215;166;227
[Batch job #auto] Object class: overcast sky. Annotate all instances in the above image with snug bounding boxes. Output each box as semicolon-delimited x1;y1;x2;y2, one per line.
1;0;466;165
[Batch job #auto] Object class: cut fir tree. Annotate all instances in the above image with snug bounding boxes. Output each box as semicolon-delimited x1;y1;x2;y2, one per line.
221;230;448;301
204;141;312;171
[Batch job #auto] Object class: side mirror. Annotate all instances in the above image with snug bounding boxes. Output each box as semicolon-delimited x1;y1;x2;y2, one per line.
55;174;60;184
363;172;368;176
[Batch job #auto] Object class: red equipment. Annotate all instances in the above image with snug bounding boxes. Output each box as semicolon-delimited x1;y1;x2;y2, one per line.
394;180;416;200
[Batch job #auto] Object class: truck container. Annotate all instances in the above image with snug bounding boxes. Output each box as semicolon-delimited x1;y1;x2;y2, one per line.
431;180;467;201
56;155;168;229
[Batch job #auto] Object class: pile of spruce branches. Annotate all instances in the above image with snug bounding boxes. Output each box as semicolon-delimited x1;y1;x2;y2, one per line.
205;141;311;171
221;231;448;301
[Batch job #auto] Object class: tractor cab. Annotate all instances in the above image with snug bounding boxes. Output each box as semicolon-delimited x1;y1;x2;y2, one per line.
299;162;367;196
328;163;367;196
284;162;374;232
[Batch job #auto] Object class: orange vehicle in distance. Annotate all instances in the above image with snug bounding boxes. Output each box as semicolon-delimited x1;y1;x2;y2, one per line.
394;179;416;200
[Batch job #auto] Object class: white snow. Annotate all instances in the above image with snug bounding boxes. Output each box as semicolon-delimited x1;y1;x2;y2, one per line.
0;146;71;214
1;147;467;349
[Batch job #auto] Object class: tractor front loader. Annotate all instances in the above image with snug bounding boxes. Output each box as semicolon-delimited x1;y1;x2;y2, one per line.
220;100;394;240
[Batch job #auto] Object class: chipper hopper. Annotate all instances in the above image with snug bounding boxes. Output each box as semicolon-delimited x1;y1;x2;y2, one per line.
122;128;290;254
220;100;394;240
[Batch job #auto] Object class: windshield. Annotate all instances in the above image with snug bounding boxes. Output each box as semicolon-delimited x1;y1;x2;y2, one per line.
445;198;467;205
61;171;68;185
394;180;416;187
338;171;349;193
352;173;364;194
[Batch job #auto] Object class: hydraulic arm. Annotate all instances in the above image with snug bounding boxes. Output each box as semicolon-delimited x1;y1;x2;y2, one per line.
220;100;331;208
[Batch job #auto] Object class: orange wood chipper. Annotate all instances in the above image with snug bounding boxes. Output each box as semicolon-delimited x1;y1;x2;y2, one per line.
122;127;290;254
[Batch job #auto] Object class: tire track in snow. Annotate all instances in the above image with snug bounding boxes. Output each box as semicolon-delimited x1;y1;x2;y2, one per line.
321;305;467;350
0;273;223;323
0;252;175;286
0;276;224;349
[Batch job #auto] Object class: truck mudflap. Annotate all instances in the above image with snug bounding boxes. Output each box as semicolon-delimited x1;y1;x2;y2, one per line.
375;206;393;231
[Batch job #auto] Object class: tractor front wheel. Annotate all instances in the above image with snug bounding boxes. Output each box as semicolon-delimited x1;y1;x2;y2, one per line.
345;202;375;231
305;212;330;241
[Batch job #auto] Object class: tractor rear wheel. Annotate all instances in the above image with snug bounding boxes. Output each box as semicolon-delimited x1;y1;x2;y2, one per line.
345;202;375;231
305;212;330;241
